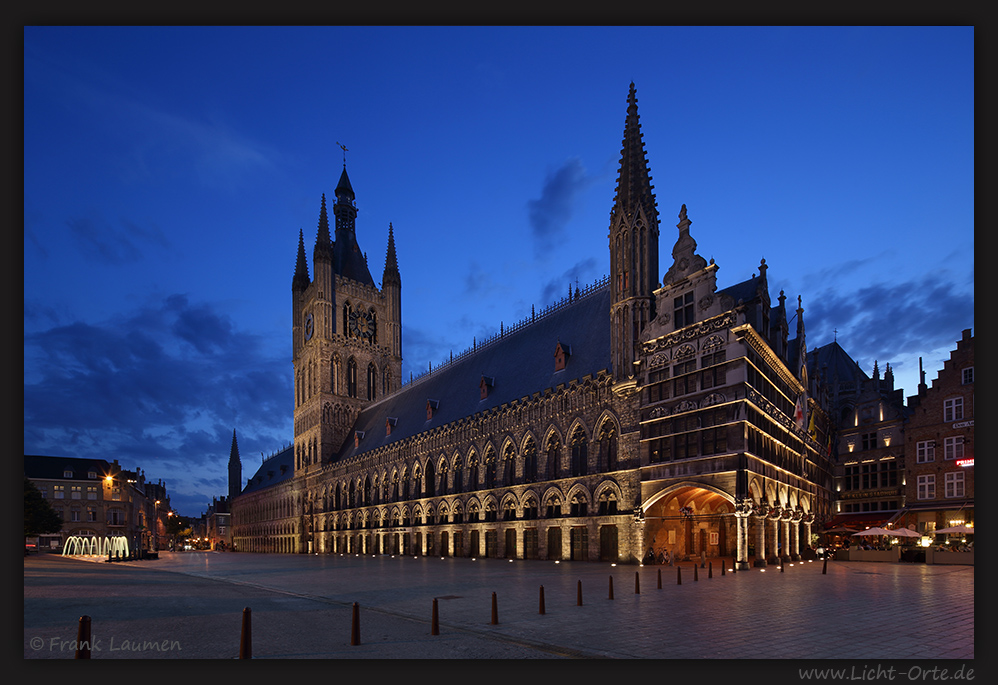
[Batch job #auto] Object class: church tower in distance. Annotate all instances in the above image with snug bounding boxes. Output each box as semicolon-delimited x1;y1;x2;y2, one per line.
227;429;242;501
609;82;660;381
291;163;403;474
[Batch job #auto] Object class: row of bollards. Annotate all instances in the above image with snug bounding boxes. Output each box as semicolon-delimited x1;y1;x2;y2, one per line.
73;557;821;657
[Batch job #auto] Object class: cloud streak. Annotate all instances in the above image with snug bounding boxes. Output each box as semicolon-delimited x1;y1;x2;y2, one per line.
527;157;596;257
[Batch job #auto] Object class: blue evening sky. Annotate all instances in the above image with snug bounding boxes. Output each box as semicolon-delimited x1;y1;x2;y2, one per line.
23;26;974;516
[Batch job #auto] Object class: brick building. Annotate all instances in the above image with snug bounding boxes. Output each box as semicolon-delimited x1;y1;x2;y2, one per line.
898;329;974;535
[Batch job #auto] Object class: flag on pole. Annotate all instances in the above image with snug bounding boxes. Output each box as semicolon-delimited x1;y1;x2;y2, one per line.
794;393;806;431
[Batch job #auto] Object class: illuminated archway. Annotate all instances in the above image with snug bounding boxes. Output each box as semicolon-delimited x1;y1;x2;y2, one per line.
640;484;735;562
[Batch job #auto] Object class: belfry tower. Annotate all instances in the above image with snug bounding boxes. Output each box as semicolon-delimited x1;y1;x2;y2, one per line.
609;83;660;380
291;163;403;473
227;429;241;501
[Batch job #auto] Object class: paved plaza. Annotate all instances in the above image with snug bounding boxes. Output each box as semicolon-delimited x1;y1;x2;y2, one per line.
24;550;974;668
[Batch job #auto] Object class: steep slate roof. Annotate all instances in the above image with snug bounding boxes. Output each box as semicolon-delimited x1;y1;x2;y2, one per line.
809;341;867;384
25;454;116;479
337;284;613;461
241;445;295;495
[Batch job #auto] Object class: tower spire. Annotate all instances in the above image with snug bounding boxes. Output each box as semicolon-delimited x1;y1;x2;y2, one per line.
612;82;659;228
314;193;333;259
292;228;310;290
228;429;242;501
383;222;401;287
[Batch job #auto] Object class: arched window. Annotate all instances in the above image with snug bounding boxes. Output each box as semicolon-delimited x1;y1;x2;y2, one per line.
523;438;537;483
363;477;371;506
547;435;561;480
347;358;358;398
391;472;399;501
468;455;479;492
425;461;436;498
502;444;515;486
571;427;588;476
412;466;422;499
367;363;377;401
402;468;410;500
348;481;355;508
453;456;463;493
484;449;496;489
598;420;618;472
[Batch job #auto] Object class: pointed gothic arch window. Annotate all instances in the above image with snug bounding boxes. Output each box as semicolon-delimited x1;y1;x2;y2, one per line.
468;454;479;491
546;435;561;481
437;459;448;495
571;427;588;477
347;358;358;398
424;460;435;498
391;472;399;501
502;444;515;486
597;420;619;472
331;354;340;394
453;455;464;493
523;437;538;483
367;362;377;401
363;477;371;506
484;448;496;489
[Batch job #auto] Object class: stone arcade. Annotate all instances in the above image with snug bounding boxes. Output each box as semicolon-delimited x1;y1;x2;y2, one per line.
231;84;835;568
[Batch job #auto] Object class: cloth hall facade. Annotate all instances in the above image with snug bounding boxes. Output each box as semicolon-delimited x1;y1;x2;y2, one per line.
230;84;836;568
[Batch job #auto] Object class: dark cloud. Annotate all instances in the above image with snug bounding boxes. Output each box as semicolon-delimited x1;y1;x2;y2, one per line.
527;157;595;256
539;258;600;307
23;294;292;516
803;273;973;370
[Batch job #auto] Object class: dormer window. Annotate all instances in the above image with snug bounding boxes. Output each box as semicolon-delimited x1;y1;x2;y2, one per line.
554;342;571;372
386;417;398;436
354;430;365;448
63;470;73;478
480;375;494;400
674;292;694;329
426;399;439;420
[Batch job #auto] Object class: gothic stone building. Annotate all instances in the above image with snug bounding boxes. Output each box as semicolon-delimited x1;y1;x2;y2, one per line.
231;84;836;568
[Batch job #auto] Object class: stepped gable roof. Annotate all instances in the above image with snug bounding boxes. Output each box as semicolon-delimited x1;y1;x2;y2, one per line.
240;445;295;496
24;454;115;479
338;284;612;460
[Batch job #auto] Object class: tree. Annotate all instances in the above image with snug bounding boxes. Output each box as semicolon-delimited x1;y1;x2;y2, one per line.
24;477;62;538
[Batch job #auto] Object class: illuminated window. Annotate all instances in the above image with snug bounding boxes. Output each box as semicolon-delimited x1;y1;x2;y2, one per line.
54;485;65;499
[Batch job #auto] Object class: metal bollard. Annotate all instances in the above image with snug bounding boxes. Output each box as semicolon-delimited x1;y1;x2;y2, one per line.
539;585;546;615
350;603;360;645
635;571;640;594
694;564;699;582
431;598;439;635
608;575;614;600
709;562;713;578
75;615;92;659
239;607;251;659
677;566;682;585
657;568;662;589
491;592;498;625
577;580;583;606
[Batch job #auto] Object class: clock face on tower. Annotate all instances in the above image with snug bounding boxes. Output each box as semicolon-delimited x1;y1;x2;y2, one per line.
349;309;376;340
304;312;314;341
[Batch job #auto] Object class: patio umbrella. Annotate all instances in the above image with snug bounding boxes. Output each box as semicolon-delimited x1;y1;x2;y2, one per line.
823;526;858;534
888;528;921;538
935;524;974;534
852;527;893;536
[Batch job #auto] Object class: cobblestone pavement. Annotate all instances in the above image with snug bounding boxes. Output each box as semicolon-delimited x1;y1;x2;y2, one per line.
24;551;974;671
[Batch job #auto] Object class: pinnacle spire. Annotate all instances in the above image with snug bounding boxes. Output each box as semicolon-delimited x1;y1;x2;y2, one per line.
612;82;658;226
292;228;310;290
382;222;401;287
314;193;333;259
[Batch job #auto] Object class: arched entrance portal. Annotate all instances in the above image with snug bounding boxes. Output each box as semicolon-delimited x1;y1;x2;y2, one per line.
641;485;734;563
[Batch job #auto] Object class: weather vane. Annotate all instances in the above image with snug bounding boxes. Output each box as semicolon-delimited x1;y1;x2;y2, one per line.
336;141;348;166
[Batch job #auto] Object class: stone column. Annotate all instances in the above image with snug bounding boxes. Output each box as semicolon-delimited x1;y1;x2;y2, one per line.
780;513;791;562
754;514;768;567
734;500;752;570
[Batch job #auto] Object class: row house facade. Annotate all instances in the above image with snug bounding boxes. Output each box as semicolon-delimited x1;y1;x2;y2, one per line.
24;455;173;552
